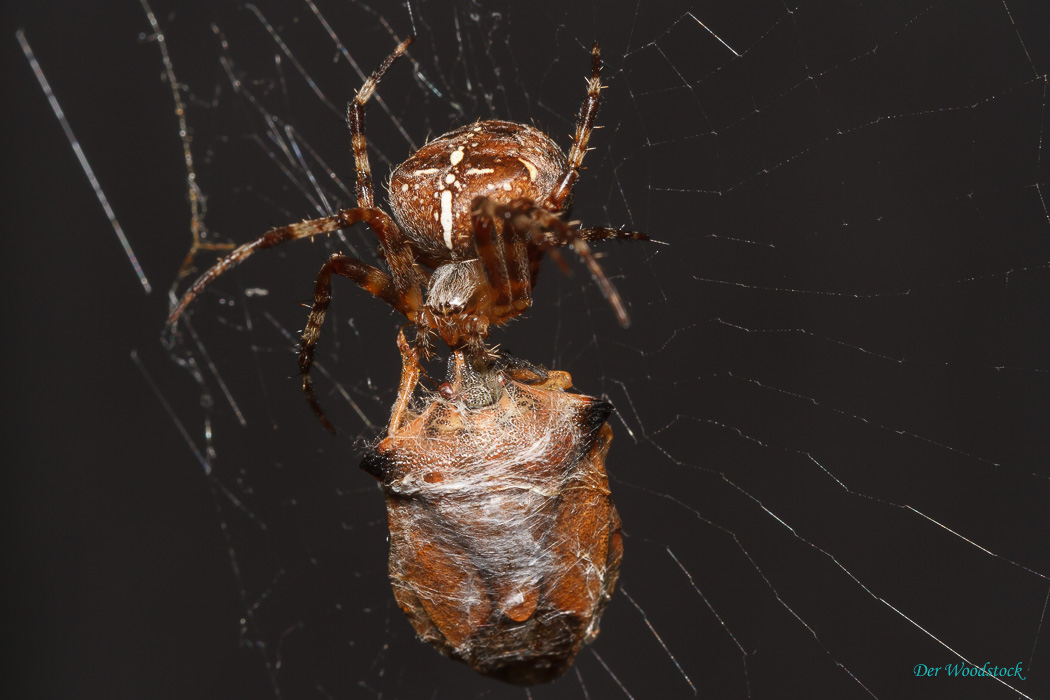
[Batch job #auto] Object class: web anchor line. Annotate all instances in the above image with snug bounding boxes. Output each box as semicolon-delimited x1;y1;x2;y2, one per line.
17;30;152;294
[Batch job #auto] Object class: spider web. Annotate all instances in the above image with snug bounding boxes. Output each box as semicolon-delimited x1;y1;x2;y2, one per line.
12;0;1049;698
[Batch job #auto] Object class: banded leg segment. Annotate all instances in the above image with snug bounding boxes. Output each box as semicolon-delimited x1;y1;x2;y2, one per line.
301;253;420;432
471;200;513;314
576;227;653;243
471;198;534;318
545;43;603;213
473;197;631;327
349;37;414;209
167;207;421;328
505;224;533;313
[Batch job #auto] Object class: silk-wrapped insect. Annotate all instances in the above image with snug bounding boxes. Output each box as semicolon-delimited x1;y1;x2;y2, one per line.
360;334;623;684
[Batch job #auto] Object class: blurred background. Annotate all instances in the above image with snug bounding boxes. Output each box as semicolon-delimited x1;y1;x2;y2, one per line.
5;1;1048;698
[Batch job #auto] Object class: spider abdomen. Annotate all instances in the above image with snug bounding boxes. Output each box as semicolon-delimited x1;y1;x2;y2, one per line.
363;370;622;685
389;120;568;262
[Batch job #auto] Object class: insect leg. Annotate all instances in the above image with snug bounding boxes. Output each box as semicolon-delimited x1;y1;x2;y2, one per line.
388;329;422;435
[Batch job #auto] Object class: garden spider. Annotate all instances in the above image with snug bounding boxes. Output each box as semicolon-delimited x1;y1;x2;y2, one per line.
166;36;650;431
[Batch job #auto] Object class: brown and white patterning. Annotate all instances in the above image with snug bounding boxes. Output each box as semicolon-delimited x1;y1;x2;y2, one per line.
389;121;568;262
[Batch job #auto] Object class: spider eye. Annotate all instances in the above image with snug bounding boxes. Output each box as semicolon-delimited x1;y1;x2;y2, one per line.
436;299;467;316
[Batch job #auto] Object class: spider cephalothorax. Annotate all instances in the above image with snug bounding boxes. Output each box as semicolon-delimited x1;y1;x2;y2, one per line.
166;37;651;431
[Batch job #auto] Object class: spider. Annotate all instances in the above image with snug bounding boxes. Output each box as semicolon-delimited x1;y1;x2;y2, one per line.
166;36;651;431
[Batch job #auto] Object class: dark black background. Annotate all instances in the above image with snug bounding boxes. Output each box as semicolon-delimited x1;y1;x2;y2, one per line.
5;1;1049;699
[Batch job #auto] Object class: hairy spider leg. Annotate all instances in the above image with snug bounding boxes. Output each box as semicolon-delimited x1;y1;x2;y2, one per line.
575;227;655;243
545;43;603;213
471;205;513;315
470;197;632;327
475;44;653;327
540;225;658;277
505;216;533;313
349;36;415;209
470;198;532;319
301;255;422;432
166;207;421;327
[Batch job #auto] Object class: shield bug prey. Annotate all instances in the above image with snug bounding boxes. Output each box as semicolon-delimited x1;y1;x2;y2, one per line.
363;334;622;684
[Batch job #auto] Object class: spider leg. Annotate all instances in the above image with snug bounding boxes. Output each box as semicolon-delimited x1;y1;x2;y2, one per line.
545;43;603;213
537;227;655;276
349;36;414;208
485;198;632;327
576;227;655;243
166;207;422;328
470;199;513;314
504;216;533;313
301;253;420;432
537;222;630;327
472;197;535;318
